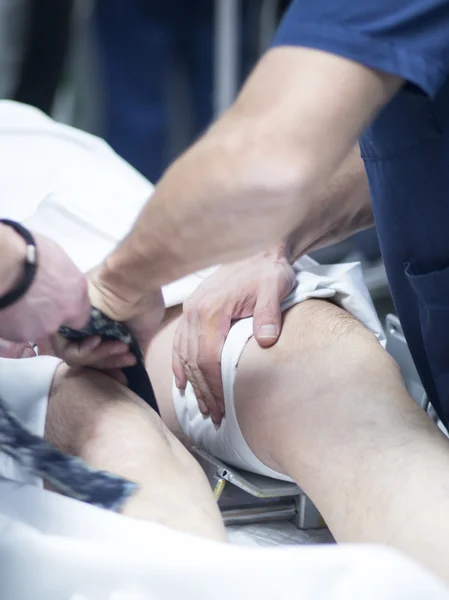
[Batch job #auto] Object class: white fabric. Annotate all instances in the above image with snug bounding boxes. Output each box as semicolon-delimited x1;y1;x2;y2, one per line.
0;477;448;600
0;356;61;486
1;101;443;598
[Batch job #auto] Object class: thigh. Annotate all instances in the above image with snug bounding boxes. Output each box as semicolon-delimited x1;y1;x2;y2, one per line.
145;306;186;439
46;362;226;539
46;360;189;479
233;298;402;473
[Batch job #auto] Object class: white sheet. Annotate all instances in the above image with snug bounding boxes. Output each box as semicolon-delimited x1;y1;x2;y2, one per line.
0;478;448;600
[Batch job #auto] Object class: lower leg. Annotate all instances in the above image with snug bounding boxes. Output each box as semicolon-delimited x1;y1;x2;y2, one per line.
234;300;449;582
45;364;226;541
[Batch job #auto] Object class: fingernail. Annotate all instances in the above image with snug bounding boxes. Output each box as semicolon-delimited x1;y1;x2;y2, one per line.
258;324;278;338
198;399;209;416
175;376;180;388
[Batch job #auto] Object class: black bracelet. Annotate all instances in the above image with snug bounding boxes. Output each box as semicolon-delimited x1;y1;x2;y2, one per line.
0;219;38;310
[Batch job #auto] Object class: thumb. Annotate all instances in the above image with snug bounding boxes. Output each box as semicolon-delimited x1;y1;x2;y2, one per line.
253;287;283;348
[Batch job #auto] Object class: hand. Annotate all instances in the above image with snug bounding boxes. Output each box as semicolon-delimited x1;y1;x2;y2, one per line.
50;267;165;373
172;248;296;425
0;338;36;359
0;231;90;342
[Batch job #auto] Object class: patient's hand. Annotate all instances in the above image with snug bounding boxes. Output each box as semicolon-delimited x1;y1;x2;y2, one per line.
172;248;295;424
0;339;36;359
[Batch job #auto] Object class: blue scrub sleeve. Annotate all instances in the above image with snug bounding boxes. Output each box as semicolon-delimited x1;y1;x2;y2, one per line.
272;0;449;97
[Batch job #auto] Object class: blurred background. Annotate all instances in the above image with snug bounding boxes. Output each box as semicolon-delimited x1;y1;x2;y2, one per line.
0;0;393;310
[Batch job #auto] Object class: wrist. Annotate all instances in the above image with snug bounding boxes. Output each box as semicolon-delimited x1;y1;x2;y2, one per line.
269;241;290;262
94;247;156;321
0;223;28;297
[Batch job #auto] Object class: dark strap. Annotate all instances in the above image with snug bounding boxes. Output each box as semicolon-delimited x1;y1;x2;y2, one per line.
59;307;160;415
0;398;136;511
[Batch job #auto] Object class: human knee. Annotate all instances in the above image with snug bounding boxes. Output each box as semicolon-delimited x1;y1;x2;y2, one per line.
46;364;207;481
274;299;400;384
46;364;169;458
234;298;403;447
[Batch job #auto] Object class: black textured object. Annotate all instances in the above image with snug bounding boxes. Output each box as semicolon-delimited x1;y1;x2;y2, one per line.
0;398;137;511
59;308;160;415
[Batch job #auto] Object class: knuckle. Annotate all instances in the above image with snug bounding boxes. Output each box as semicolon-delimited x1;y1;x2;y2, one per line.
178;354;190;372
196;297;218;319
183;298;198;319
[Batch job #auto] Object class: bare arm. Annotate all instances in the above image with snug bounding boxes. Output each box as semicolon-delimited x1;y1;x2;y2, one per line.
94;46;400;314
284;144;373;262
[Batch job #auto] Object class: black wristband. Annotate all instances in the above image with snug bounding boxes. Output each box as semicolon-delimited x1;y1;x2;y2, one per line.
0;219;38;310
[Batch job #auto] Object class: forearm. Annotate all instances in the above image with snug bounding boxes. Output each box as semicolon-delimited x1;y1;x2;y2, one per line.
100;47;400;300
284;145;373;262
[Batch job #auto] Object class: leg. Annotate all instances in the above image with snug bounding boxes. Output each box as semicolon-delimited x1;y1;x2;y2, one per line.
233;299;449;583
45;363;226;541
146;301;449;583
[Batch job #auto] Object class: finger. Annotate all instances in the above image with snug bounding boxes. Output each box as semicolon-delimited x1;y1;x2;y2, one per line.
194;310;230;424
179;311;210;417
50;334;72;359
77;338;130;361
51;334;100;359
54;337;134;368
0;339;34;359
184;314;212;418
21;345;37;358
84;352;137;370
253;285;283;348
196;344;226;423
172;320;187;389
196;318;229;418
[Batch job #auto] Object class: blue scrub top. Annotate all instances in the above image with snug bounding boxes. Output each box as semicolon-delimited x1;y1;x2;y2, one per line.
272;0;449;426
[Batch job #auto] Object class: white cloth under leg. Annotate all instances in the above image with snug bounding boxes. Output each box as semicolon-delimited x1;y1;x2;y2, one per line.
0;356;61;486
0;478;448;600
